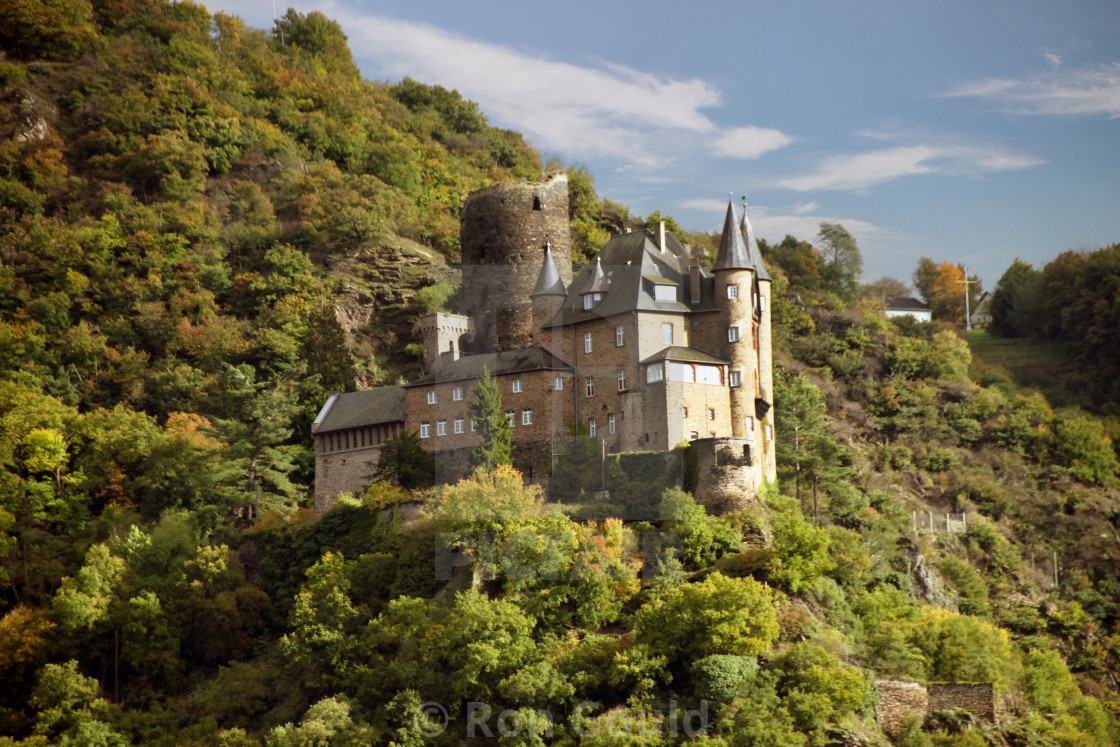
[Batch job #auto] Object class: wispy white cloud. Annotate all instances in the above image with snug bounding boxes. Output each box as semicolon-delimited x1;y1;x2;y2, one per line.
675;199;881;246
316;4;792;166
775;141;1043;192
945;61;1120;118
712;127;794;160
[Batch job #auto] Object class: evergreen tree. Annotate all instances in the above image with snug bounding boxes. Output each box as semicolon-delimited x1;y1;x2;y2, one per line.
467;366;512;472
209;365;306;519
372;429;435;490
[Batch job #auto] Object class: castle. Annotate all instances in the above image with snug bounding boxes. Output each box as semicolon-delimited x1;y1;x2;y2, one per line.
312;174;776;513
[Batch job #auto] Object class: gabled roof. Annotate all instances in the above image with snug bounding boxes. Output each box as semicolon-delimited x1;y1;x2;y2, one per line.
886;296;932;311
547;229;719;325
531;244;567;297
406;346;574;386
640;346;729;365
313;386;406;433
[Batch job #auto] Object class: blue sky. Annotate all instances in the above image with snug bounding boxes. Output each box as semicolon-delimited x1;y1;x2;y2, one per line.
208;0;1120;290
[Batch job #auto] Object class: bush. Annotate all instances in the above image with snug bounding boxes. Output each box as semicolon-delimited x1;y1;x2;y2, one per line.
692;655;758;703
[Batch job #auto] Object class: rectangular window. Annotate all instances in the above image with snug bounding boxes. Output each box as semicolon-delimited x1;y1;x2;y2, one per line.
452;387;463;401
616;325;624;346
512;379;522;393
682;406;688;418
708;408;716;420
608;414;616;434
427;391;437;404
727;284;738;300
766;424;773;441
759;296;767;312
522;409;532;425
646;364;664;383
617;370;626;391
454;417;464;434
588;418;597;437
420;422;430;438
654;284;676;302
690;431;699;440
436;419;446;436
584;332;592;353
554;376;564;390
506;411;515;427
661;323;673;344
583;294;594;310
745;416;755;432
728;326;740;343
729;371;742;387
585;377;594;397
470;419;477;432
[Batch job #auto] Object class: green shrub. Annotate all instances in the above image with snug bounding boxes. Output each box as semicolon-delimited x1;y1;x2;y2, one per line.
692;655;758;703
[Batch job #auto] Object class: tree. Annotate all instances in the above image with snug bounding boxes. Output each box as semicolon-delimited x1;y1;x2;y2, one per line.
912;259;983;322
209;364;307;520
372;430;435;490
816;223;863;304
862;276;911;300
467;366;512;473
989;259;1041;338
634;572;780;666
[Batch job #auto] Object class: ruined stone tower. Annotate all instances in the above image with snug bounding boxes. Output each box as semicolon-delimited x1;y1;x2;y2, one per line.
459;174;573;351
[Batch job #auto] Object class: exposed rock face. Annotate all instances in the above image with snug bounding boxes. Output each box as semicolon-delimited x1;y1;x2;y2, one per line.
910;551;958;612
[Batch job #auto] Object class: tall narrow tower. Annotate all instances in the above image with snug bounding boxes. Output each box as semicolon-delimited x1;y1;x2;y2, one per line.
712;199;758;442
459;174;573;351
740;203;776;482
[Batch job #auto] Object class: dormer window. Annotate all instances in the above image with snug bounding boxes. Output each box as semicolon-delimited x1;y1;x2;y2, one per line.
653;284;676;302
582;292;603;310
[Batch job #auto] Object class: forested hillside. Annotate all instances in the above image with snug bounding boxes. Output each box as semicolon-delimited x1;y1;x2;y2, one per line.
1;1;1120;745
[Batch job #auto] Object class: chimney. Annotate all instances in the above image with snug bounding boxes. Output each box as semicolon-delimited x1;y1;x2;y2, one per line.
658;221;666;253
690;257;701;304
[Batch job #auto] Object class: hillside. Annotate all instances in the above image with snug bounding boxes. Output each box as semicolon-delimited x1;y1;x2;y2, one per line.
0;1;1119;746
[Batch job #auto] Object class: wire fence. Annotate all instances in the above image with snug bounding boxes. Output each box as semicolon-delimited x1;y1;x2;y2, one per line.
912;511;968;534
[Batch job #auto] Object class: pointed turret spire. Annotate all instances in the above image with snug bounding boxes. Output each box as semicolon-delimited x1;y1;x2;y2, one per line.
713;196;752;271
531;242;567;297
586;255;609;293
739;199;771;282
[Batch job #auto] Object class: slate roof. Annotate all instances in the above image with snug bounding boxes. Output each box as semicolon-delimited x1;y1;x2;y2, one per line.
739;204;772;282
406;346;574;386
313;386;406;433
640;346;729;365
714;199;753;271
547;229;720;326
886;296;932;311
531;244;567;297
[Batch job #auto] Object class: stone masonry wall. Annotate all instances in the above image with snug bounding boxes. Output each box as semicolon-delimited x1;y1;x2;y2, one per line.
876;680;996;737
928;683;996;723
876;680;929;738
460;174;572;352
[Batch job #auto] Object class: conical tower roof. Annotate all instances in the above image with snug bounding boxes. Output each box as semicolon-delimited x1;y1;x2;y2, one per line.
739;203;771;282
531;243;567;297
713;198;753;271
585;256;609;293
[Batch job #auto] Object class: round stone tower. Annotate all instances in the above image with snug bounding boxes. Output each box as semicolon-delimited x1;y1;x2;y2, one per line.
460;174;573;351
712;200;758;441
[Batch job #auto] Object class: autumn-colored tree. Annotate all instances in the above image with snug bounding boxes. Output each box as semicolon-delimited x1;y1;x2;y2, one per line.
913;258;983;322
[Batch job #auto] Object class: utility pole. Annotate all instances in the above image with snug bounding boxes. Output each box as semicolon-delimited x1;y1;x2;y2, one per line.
957;266;978;330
